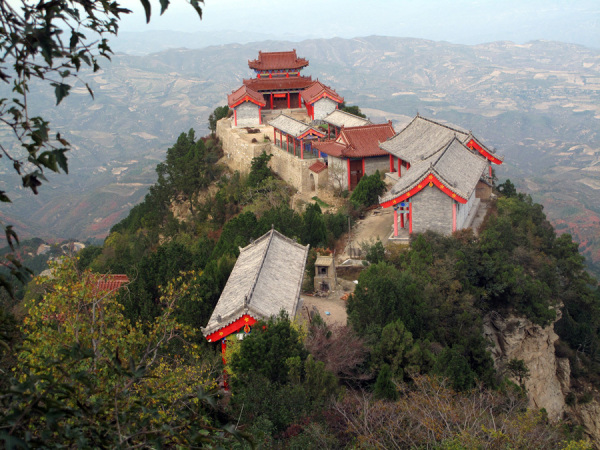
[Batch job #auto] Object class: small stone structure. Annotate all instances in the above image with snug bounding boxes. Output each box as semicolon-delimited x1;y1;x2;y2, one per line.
314;253;336;292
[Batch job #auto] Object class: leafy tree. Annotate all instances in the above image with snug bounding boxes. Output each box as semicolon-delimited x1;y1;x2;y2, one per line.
0;257;249;447
365;239;385;264
156;129;222;215
350;171;386;207
497;179;518;197
339;102;367;118
247;151;273;188
231;312;307;385
302;203;327;248
374;364;398;400
507;358;530;389
209;105;230;134
347;262;423;339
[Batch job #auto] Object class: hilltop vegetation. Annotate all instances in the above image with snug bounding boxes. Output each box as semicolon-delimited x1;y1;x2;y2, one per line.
2;116;600;446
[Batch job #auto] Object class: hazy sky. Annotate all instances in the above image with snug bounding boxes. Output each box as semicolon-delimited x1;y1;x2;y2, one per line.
117;0;600;48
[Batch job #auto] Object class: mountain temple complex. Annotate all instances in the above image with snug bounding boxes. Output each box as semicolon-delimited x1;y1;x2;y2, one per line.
218;50;505;241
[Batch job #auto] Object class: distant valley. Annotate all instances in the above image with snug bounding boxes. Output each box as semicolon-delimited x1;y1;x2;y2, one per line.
1;36;599;273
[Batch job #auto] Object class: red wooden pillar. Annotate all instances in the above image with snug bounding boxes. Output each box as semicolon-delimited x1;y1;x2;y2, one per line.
362;158;366;177
452;202;457;232
287;92;290;109
270;93;273;109
221;339;228;390
398;159;401;176
234;109;237;127
258;106;262;124
400;207;405;228
394;209;398;237
273;128;276;144
298;93;302;108
347;159;351;191
408;202;413;234
301;140;304;159
389;154;394;172
280;130;283;148
489;164;492;177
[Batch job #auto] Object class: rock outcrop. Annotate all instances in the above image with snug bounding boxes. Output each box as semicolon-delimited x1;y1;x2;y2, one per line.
483;311;570;421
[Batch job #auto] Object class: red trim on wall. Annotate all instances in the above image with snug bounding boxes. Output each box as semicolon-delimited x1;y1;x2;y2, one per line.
467;139;503;165
230;96;265;109
380;173;468;208
452;202;457;232
234;109;237;127
205;314;258;342
347;159;351;191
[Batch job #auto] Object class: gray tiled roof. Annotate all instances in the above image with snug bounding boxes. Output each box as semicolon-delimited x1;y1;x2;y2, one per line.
202;229;309;338
380;115;470;163
268;113;321;138
380;137;488;203
323;110;371;128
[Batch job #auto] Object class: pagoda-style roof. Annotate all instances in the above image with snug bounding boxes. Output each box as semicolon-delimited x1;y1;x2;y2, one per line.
323;110;371;128
202;229;309;340
301;80;343;105
380;137;488;207
243;76;314;92
89;274;129;296
314;122;395;158
248;50;309;71
227;85;266;108
309;161;327;174
268;114;325;139
380;114;503;165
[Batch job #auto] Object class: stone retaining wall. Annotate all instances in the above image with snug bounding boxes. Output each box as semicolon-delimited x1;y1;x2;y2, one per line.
217;117;325;193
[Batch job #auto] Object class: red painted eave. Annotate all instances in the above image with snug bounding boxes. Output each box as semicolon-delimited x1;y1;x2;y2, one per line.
380;173;467;208
205;314;258;342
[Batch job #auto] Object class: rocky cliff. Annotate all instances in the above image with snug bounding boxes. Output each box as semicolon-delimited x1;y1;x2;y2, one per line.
483;311;570;421
483;311;600;447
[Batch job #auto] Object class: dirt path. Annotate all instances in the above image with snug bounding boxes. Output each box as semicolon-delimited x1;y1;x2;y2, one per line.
341;208;393;260
299;279;355;326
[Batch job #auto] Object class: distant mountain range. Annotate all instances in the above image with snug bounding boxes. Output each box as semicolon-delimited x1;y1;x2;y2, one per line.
1;36;599;273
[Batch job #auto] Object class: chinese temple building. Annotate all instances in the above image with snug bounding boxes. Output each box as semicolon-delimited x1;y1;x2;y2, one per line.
379;125;496;236
269;113;325;159
227;85;266;128
323;109;371;138
227;50;344;127
313;122;396;191
202;229;310;362
89;274;129;297
301;80;344;121
380;114;503;184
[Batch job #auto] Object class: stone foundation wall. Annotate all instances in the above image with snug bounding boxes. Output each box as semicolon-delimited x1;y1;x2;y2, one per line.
217;118;325;193
476;180;492;200
217;118;271;173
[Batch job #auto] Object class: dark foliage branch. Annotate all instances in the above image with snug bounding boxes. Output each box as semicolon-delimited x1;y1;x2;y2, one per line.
0;0;203;296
